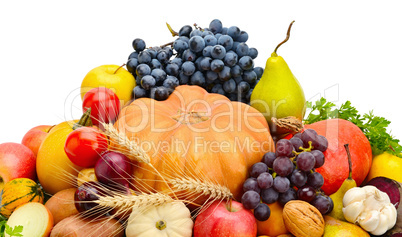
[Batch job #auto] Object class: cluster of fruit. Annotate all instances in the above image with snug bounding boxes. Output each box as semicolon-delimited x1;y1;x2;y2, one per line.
241;128;333;222
126;19;263;103
2;18;402;237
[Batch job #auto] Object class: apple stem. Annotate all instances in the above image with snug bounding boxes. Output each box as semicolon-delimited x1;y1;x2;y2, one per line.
228;198;233;212
273;20;295;56
47;125;56;133
113;64;126;74
344;144;353;179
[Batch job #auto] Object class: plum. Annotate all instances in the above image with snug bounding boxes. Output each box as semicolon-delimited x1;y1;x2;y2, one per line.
95;151;133;194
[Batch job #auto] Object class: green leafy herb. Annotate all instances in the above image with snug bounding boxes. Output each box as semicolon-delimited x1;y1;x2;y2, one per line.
4;224;23;237
304;97;402;157
0;217;23;237
0;221;6;237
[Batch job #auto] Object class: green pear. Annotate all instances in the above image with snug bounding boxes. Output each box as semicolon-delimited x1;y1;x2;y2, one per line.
328;144;356;221
323;215;370;237
250;21;306;129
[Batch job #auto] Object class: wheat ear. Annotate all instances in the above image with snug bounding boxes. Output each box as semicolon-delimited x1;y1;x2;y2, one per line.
170;177;233;201
102;122;150;164
95;192;175;210
101;122;178;199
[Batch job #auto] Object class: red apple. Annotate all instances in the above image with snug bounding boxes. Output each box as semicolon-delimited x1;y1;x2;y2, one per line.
194;200;257;237
21;125;53;157
0;142;36;190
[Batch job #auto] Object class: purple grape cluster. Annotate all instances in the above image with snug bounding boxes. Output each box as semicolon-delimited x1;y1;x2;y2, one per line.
241;129;334;219
126;19;263;103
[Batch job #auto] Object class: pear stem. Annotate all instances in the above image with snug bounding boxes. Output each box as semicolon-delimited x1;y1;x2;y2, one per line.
273;20;295;55
344;144;353;179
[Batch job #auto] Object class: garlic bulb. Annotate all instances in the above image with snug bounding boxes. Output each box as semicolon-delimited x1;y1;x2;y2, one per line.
342;185;397;236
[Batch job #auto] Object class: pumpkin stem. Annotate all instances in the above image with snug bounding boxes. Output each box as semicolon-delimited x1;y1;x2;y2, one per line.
171;110;209;124
155;220;167;230
73;108;93;130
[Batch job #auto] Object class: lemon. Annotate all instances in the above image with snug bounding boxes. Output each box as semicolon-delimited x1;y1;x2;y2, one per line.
80;65;135;107
366;152;402;182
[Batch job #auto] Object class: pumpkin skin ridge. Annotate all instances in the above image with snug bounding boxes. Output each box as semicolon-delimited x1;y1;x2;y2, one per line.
0;178;44;218
125;202;193;237
114;85;275;204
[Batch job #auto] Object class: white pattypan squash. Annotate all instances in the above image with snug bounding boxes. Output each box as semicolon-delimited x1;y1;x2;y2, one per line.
126;201;193;237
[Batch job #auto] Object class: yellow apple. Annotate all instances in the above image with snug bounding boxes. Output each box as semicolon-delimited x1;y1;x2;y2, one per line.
80;64;135;107
367;152;402;182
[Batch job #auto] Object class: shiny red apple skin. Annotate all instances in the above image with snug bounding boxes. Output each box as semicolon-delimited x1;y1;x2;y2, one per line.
0;142;37;189
194;200;257;237
21;125;53;157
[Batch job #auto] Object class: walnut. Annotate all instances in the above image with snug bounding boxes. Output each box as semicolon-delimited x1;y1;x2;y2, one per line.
271;116;303;134
282;200;324;237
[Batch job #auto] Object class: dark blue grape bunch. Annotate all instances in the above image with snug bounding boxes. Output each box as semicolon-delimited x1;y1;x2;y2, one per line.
126;19;264;103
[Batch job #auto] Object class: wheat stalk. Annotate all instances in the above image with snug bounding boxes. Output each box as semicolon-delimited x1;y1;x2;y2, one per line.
102;122;180;199
170;177;233;201
102;122;150;164
101;122;234;205
95;192;175;210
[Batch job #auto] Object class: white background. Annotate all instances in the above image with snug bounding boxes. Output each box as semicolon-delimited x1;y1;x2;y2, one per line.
0;0;401;144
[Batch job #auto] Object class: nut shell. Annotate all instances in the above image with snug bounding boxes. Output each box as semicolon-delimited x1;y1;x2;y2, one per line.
282;200;324;237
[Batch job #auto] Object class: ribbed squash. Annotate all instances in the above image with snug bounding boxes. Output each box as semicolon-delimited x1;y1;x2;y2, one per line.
114;85;275;202
126;201;193;237
0;178;44;218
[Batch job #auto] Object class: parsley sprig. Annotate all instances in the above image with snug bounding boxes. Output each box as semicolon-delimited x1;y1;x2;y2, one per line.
304;97;402;158
0;215;23;237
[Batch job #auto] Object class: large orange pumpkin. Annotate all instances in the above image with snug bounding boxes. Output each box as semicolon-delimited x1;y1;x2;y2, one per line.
114;85;274;202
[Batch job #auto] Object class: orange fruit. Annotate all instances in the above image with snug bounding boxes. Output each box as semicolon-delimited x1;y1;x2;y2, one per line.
257;202;289;236
366;152;402;182
37;120;83;194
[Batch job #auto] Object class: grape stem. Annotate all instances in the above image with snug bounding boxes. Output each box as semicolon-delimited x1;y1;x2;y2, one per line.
193;23;203;31
272;172;277;179
166;22;178;37
160;41;174;48
292;141;314;156
273;20;295;55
